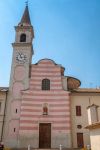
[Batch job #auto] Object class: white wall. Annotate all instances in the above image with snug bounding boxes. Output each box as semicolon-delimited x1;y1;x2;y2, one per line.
90;128;100;150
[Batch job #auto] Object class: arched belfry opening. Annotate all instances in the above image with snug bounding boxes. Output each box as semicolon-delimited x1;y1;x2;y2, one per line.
20;33;26;42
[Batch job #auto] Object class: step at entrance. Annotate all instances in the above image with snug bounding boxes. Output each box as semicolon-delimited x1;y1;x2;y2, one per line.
33;148;81;150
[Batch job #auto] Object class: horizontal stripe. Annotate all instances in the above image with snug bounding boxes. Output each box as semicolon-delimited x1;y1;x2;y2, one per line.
22;95;68;99
29;89;63;91
20;127;38;130
21;101;70;109
21;105;70;112
38;62;55;65
20;124;36;127
21;101;70;105
52;123;71;128
21;106;41;109
49;109;70;112
53;130;71;134
20;124;71;128
20;127;70;132
30;83;62;86
37;64;55;67
36;64;55;66
52;127;71;130
21;104;42;107
21;103;70;109
20;114;70;118
31;69;60;72
21;109;41;112
30;77;61;80
53;120;71;124
22;96;69;100
50;104;70;107
22;94;69;97
20;112;70;116
36;61;55;64
30;79;62;83
22;99;69;102
29;85;62;89
20;120;35;123
20;117;70;121
31;72;61;76
22;91;69;95
31;75;61;78
29;86;62;89
47;84;63;86
30;81;62;87
31;65;59;68
21;106;70;111
20;120;71;124
22;93;69;97
29;84;63;89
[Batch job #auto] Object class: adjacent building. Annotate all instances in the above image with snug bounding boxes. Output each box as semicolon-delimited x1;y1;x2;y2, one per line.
86;104;100;150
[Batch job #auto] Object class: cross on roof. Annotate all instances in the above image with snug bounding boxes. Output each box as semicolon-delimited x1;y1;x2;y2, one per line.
25;0;28;6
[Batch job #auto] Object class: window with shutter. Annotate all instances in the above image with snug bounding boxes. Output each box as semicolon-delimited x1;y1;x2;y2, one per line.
76;106;81;116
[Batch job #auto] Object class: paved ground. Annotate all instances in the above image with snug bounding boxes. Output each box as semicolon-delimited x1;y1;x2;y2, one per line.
12;148;81;150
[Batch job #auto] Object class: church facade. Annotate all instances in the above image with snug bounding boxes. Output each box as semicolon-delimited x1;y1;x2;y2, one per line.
0;6;100;149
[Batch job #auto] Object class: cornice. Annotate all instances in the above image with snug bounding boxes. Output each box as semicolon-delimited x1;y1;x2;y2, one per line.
12;42;33;47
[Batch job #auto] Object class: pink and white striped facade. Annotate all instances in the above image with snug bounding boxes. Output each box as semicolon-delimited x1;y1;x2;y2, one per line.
18;59;71;148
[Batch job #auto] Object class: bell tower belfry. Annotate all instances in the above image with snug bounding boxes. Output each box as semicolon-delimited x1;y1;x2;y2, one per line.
3;5;34;147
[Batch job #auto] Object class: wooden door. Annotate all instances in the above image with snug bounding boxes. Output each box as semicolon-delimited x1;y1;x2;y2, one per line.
77;133;84;148
39;123;51;148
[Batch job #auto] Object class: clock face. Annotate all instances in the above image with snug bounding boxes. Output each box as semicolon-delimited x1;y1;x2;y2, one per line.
16;52;27;63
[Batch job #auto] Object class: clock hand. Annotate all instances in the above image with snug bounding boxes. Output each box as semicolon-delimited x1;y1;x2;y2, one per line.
18;53;22;60
20;54;22;58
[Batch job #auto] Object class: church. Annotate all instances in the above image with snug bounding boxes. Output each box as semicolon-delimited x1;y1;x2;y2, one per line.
0;5;100;149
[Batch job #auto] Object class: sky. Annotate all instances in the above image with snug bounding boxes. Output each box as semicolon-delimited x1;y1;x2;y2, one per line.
0;0;100;88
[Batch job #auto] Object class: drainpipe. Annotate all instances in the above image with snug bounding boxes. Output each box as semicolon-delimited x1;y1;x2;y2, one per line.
1;89;8;141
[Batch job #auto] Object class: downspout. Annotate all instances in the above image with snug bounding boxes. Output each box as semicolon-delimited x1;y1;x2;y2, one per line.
1;90;8;141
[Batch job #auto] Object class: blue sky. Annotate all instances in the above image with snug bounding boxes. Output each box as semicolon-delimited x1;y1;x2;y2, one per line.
0;0;100;88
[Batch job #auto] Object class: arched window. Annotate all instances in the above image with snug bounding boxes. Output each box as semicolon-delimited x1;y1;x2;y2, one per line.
20;33;26;42
42;79;50;90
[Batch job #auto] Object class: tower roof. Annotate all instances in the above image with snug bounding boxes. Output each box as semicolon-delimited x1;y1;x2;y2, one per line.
19;5;31;26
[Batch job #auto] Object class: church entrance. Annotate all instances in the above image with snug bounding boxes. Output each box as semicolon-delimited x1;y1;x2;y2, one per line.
39;123;51;148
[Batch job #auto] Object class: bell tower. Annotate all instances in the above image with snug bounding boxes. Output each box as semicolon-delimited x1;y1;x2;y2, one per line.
3;5;34;147
10;4;34;90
